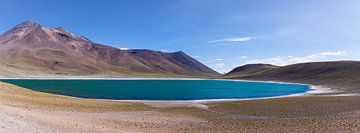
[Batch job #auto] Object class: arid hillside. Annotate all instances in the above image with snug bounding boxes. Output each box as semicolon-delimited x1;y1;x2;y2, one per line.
0;21;219;77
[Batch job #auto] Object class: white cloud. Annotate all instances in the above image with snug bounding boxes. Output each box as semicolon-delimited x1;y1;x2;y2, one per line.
245;51;347;66
319;51;346;56
192;56;201;59
119;48;130;50
206;58;226;63
214;63;225;68
239;56;249;59
208;37;252;43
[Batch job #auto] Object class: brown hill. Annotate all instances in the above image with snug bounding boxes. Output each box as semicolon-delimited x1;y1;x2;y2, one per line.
224;64;279;78
224;61;360;93
0;21;219;77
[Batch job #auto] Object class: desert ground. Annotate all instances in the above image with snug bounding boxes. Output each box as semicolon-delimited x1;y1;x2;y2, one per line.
0;82;360;132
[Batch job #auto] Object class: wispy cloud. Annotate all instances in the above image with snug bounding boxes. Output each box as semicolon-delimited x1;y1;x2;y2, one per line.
245;51;347;66
238;56;249;59
160;49;169;52
319;51;346;56
192;55;201;59
214;63;225;68
206;58;225;63
205;58;228;73
119;47;130;50
208;37;253;43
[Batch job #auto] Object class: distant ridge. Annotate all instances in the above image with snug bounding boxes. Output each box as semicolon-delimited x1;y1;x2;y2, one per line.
224;64;279;77
0;21;219;77
224;61;360;93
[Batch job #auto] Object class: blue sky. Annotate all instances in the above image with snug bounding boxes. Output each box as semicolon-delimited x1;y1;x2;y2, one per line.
0;0;359;73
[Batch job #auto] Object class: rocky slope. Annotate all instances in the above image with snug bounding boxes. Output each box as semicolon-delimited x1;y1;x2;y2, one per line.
0;21;219;77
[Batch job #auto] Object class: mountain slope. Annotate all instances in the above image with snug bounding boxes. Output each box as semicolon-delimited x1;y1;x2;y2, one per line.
224;64;279;78
224;61;360;93
0;21;219;77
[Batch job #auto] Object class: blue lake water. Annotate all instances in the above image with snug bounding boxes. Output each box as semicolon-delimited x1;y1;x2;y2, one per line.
0;79;310;100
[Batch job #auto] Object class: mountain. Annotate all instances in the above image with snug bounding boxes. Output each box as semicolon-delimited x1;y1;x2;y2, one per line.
0;21;219;77
224;61;360;93
224;64;279;78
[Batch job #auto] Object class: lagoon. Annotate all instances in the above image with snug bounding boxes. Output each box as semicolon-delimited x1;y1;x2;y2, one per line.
0;79;310;100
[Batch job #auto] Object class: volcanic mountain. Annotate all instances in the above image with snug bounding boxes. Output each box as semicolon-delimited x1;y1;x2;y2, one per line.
0;21;219;77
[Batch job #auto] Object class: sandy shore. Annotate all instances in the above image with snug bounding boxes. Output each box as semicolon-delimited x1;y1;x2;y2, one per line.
0;82;210;132
1;82;360;132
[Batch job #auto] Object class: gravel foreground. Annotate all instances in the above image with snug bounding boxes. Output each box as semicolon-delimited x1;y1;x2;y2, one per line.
0;82;360;132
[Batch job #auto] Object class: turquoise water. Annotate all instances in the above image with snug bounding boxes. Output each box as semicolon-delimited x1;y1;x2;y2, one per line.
0;79;310;100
